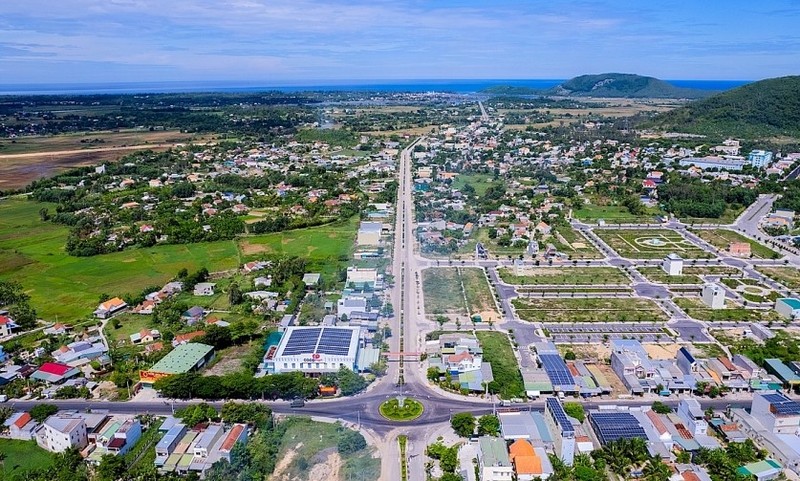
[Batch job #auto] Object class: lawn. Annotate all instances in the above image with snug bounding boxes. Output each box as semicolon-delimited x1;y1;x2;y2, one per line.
450;173;497;196
0;439;55;478
475;331;525;399
275;417;380;481
498;267;628;285
549;227;602;259
422;267;495;317
459;268;498;317
755;266;800;290
107;313;153;344
674;297;782;322
636;267;703;284
573;203;664;223
422;268;467;315
691;229;778;259
594;229;712;259
239;216;358;281
513;297;668;322
0;198;240;321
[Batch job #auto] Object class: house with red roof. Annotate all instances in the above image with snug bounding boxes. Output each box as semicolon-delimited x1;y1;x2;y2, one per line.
219;424;249;461
4;412;36;440
0;315;18;337
30;362;81;384
93;297;128;319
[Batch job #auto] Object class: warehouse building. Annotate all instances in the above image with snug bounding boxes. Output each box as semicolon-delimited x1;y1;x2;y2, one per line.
267;326;363;375
139;343;215;385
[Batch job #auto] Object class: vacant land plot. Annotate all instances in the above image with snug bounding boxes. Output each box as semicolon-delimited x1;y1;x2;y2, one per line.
549;227;602;259
0;439;55;478
460;268;498;319
423;267;497;319
691;229;778;259
756;266;800;289
107;314;153;344
513;297;667;322
423;268;467;315
238;216;357;280
573;204;664;223
203;343;254;376
595;229;712;259
0;130;202;189
451;173;497;197
674;297;782;322
498;267;628;285
475;331;525;399
0;199;239;320
636;267;703;284
274;418;380;481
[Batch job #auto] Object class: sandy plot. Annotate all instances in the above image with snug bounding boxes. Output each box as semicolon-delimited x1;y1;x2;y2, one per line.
644;343;682;360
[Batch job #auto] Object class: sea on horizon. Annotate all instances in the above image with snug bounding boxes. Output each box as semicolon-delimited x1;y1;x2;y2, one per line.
0;78;750;96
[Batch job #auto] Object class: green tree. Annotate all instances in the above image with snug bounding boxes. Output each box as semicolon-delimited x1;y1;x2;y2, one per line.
563;402;585;423
477;415;500;436
651;401;672;414
97;454;127;481
336;428;367;455
30;403;59;422
450;412;476;438
337;366;367;396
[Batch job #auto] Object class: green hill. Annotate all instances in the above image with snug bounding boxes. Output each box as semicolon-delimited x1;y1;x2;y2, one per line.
483;73;713;99
548;73;712;99
647;76;800;137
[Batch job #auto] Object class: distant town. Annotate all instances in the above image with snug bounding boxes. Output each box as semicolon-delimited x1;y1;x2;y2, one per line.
1;79;800;481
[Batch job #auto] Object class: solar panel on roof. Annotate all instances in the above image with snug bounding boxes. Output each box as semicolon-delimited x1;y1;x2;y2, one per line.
546;398;575;435
540;354;575;388
589;412;647;445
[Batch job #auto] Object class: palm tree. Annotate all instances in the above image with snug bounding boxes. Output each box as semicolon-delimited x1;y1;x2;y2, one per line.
642;456;671;481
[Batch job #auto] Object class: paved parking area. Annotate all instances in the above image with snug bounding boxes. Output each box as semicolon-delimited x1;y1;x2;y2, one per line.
543;323;664;334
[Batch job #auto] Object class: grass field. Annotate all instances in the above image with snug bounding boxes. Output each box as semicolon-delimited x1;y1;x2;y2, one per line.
691;229;778;259
549;227;602;259
595;229;712;259
0;130;203;190
239;216;358;280
681;207;744;225
450;173;497;197
0;199;356;320
756;266;800;289
674;297;782;322
513;297;668;322
423;268;467;315
422;267;496;317
0;198;240;320
573;204;664;223
275;418;379;481
107;313;153;344
0;439;55;478
475;331;525;399
498;267;628;285
636;267;703;284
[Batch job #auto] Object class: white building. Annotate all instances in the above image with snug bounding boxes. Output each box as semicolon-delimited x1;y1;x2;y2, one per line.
267;326;361;375
662;253;684;276
544;397;576;466
775;298;800;320
749;150;773;168
36;414;88;453
356;222;382;246
193;282;216;296
478;436;514;481
702;283;726;309
677;399;708;436
337;296;368;320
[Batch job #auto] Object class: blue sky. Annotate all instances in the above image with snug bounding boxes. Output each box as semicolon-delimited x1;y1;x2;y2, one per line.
0;0;798;84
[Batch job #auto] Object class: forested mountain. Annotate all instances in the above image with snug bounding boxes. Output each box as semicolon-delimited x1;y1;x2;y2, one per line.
646;76;800;137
